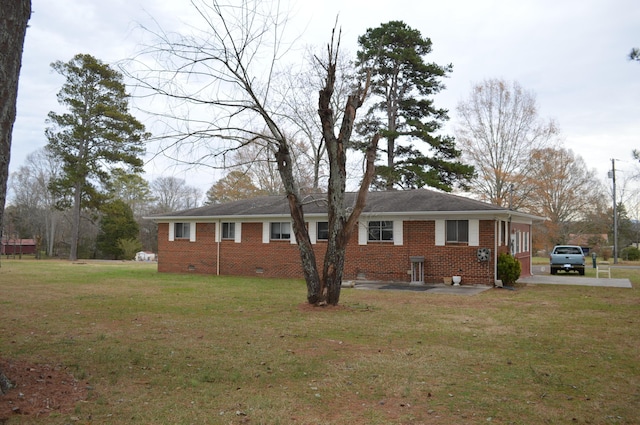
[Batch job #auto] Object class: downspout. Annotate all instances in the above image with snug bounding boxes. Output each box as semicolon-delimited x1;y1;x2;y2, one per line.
494;219;499;285
507;214;512;255
216;220;221;276
528;229;533;277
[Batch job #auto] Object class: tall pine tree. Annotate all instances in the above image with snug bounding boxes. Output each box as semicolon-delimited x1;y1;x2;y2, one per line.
356;21;473;191
46;54;148;260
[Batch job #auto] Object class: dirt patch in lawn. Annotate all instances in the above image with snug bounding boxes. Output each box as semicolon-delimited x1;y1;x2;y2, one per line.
0;358;89;421
297;302;351;312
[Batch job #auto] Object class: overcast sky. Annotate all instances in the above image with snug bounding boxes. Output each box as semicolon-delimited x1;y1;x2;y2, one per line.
11;0;640;200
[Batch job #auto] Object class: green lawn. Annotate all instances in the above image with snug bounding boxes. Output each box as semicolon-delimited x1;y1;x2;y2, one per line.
0;259;638;424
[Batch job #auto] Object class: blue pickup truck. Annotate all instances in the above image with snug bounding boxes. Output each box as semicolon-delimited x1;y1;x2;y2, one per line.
549;245;586;275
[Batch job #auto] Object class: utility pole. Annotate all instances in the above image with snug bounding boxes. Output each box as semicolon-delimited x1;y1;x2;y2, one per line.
609;159;618;264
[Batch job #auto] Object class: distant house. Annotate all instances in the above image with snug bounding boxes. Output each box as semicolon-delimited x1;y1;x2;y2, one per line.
146;189;544;285
136;251;157;261
1;238;37;255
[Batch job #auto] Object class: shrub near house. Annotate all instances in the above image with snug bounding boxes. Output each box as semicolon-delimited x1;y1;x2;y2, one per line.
147;189;543;285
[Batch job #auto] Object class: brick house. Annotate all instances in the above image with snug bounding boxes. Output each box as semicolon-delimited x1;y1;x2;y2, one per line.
148;189;543;285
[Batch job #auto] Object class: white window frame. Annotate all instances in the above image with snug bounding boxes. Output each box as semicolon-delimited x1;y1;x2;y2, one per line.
269;222;291;241
367;220;394;242
170;222;196;242
446;220;469;243
222;222;235;240
316;221;329;241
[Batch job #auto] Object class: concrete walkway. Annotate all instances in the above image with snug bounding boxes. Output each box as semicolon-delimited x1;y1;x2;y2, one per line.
348;271;633;295
352;282;493;295
517;274;632;288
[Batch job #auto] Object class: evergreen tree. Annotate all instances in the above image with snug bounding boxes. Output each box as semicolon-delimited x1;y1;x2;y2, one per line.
356;21;473;191
46;54;148;260
96;199;139;259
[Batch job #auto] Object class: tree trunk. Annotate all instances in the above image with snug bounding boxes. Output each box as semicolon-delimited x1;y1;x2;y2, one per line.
69;181;82;260
0;0;31;264
275;144;322;304
318;30;379;305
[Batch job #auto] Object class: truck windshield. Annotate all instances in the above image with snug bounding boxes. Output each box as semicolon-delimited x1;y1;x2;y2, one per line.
555;247;582;254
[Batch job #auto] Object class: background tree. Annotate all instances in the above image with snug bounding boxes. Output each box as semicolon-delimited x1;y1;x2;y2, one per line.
7;148;62;256
526;147;605;250
205;170;264;204
131;1;377;305
150;176;201;213
107;168;154;218
614;203;634;249
277;48;355;190
455;78;559;208
230;137;315;195
356;20;472;191
46;53;148;261
106;168;155;253
0;0;31;270
96;199;139;259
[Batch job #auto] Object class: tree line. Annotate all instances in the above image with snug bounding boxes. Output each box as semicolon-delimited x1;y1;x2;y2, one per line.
2;0;639;304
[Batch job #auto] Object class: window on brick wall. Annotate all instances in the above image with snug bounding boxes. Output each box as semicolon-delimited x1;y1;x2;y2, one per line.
446;220;468;243
174;222;190;239
368;220;393;241
222;222;235;240
270;222;291;240
317;222;329;240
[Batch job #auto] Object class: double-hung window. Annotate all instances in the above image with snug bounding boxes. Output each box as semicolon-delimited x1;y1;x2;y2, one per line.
174;222;190;239
222;222;235;240
446;220;468;243
317;222;329;241
270;222;291;240
368;220;393;241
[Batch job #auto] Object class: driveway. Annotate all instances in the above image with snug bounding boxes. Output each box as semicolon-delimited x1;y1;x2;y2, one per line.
518;265;633;288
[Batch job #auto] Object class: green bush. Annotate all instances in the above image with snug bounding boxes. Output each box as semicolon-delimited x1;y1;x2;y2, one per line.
117;238;142;260
621;246;640;261
497;253;521;285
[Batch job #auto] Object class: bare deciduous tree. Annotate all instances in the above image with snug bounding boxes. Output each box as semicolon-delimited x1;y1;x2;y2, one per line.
231;136;314;195
129;1;378;305
455;78;559;208
527;147;606;248
8;148;62;257
276;47;356;190
150;176;202;213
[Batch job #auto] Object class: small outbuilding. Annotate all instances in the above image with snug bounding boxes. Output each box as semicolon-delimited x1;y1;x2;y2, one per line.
1;238;37;256
135;251;157;262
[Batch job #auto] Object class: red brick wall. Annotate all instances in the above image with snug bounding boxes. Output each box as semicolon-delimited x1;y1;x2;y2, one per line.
157;219;534;285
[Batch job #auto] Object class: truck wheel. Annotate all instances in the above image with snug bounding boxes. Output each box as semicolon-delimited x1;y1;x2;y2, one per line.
579;269;585;276
550;268;557;275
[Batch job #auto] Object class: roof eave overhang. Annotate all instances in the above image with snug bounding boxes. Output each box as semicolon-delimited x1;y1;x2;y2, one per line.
144;209;546;223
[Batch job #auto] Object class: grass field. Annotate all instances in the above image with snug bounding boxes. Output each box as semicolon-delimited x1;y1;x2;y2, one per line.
0;259;638;424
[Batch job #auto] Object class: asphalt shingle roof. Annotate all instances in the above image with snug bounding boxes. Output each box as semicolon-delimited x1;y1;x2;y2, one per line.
151;189;510;219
